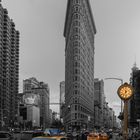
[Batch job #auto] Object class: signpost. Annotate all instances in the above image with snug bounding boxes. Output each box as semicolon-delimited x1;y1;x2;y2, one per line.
117;82;134;140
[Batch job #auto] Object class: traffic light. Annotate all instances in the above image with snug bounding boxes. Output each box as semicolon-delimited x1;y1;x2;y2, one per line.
118;112;124;120
68;105;71;111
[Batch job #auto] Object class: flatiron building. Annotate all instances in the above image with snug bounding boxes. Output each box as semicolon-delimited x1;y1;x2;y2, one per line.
64;0;96;130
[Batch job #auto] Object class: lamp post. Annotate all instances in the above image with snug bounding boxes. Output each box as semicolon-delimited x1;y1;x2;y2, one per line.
104;78;123;113
104;78;124;135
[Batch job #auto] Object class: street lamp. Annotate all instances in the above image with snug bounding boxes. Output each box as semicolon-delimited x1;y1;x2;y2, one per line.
104;78;123;113
117;82;134;140
104;77;124;134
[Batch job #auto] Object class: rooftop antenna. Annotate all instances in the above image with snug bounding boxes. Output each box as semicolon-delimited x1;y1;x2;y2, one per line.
132;54;138;71
134;55;136;67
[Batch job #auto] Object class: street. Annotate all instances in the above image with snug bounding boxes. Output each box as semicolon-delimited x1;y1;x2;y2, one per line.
12;132;121;140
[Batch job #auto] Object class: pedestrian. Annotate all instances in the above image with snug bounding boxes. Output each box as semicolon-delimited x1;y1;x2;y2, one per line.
81;132;88;140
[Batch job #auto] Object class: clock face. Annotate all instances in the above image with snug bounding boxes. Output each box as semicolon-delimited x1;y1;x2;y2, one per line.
117;83;133;100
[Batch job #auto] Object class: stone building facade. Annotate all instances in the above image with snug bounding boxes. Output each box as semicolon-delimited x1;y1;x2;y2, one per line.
64;0;96;130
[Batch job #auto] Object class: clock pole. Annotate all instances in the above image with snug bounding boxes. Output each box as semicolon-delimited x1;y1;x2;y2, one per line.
123;100;128;140
117;82;134;140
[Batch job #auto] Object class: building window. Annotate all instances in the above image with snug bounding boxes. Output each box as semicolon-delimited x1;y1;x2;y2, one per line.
74;90;78;94
73;20;80;27
75;113;77;119
75;6;79;12
73;41;78;46
75;98;77;103
75;105;77;110
75;69;78;74
74;61;78;67
73;27;78;33
74;13;78;19
73;0;79;4
74;76;78;81
76;0;79;4
74;55;78;61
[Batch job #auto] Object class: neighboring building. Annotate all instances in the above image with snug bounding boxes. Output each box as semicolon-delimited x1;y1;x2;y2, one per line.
64;0;96;130
23;77;50;129
33;82;50;128
19;104;40;129
23;77;40;93
94;79;104;128
60;81;65;119
0;1;20;129
108;108;115;129
94;79;118;129
27;105;40;127
129;63;140;128
19;104;27;128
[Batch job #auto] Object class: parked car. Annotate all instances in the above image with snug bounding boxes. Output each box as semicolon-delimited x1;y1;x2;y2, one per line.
13;128;21;133
0;131;15;140
32;129;44;138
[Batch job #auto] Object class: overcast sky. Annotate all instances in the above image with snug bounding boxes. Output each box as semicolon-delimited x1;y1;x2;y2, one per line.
2;0;140;115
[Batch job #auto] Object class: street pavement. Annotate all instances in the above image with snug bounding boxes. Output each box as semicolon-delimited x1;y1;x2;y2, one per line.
14;133;121;140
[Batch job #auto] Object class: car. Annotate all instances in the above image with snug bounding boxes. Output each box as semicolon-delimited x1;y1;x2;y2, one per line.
0;131;15;140
87;131;109;140
13;128;21;133
32;129;44;138
32;136;70;140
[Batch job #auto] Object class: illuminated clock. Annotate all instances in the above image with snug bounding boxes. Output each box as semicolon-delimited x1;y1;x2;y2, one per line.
117;82;134;101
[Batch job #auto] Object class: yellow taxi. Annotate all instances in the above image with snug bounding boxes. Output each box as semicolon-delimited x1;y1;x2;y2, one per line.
98;132;109;140
87;132;100;140
32;136;70;140
87;132;109;140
